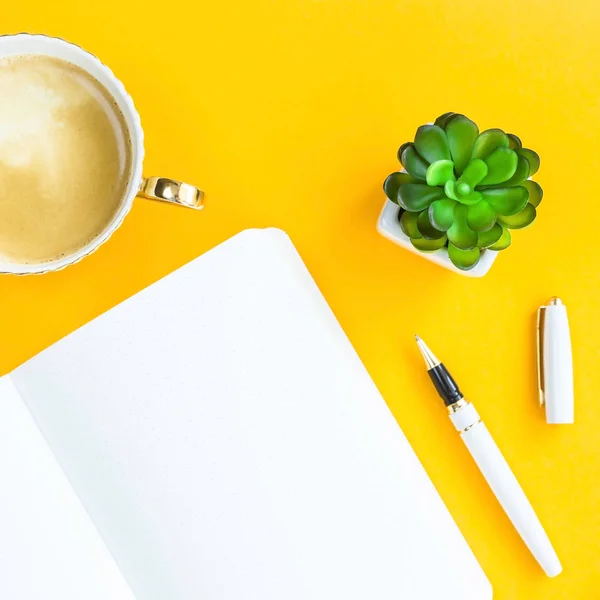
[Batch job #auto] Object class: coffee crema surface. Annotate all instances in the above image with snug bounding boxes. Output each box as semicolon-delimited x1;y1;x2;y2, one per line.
0;54;132;264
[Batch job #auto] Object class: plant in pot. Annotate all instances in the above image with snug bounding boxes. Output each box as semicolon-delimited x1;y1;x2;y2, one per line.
377;112;543;276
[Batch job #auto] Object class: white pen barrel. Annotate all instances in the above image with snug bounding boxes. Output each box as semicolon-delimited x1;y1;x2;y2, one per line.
449;404;562;578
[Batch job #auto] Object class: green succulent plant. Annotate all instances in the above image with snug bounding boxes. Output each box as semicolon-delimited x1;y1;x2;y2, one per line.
383;112;543;271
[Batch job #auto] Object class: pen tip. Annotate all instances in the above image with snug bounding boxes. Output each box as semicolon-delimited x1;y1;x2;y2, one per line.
414;335;441;369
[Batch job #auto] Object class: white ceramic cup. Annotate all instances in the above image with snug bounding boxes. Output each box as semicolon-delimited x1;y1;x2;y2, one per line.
0;34;204;275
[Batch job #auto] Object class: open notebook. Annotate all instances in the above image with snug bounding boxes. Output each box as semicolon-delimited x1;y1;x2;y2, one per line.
2;229;492;599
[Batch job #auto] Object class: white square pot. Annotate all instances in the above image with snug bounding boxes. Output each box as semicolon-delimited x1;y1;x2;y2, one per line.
377;199;498;277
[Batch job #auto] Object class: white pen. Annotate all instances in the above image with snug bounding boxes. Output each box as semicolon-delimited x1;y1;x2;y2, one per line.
415;335;562;577
538;297;574;424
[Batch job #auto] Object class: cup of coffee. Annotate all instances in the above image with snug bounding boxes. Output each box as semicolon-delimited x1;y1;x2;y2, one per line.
0;34;204;274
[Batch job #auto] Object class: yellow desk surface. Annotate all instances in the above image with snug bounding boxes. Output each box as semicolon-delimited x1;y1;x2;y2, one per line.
3;1;599;597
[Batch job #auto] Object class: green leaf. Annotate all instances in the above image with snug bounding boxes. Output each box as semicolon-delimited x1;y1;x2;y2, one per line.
516;148;540;176
398;184;445;212
456;182;471;197
444;115;479;175
447;179;483;206
479;147;518;185
445;179;459;200
417;210;445;240
523;180;543;207
455;190;483;207
429;199;456;231
471;129;509;160
467;201;496;232
411;236;448;252
496;203;537;229
448;244;481;271
481;154;529;188
433;112;456;129
383;172;418;203
487;226;511;250
507;133;522;149
457;158;488;193
397;142;411;163
414;125;451;163
447;204;478;250
426;160;455;186
477;224;503;248
399;211;422;239
400;144;429;180
481;186;529;216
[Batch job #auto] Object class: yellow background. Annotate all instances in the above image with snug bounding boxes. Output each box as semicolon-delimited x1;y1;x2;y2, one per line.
2;1;599;597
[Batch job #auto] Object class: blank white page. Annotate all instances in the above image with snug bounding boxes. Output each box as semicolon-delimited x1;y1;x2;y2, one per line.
12;229;491;600
0;376;136;600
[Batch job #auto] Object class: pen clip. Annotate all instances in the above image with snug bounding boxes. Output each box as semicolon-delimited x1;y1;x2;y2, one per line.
537;305;546;407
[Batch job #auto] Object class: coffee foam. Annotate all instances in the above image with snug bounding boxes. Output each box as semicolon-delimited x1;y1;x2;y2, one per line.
0;55;133;264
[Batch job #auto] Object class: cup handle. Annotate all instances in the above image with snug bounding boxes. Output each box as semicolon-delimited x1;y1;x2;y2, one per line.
138;176;205;210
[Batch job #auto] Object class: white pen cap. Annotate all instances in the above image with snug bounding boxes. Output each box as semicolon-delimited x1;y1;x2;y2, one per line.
537;298;574;424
